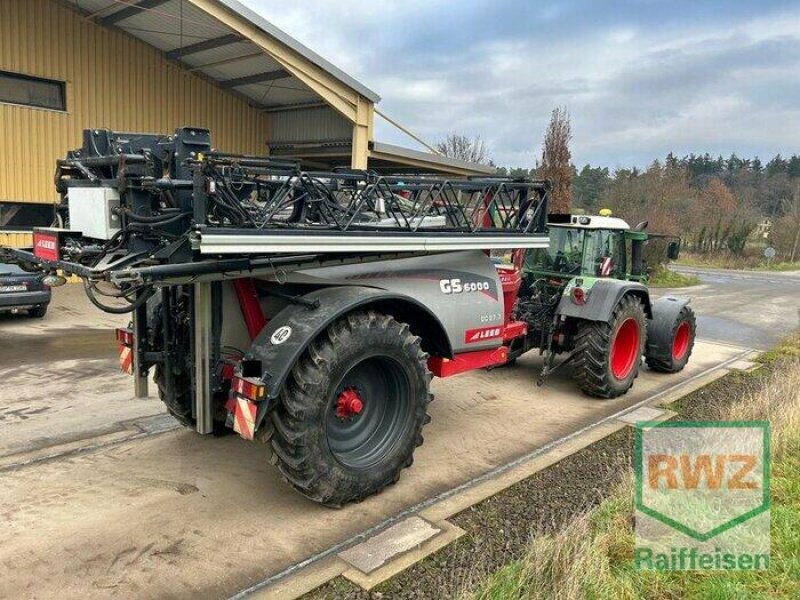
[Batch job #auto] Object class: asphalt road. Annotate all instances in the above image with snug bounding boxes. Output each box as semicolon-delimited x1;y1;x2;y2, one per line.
667;265;800;349
0;268;797;599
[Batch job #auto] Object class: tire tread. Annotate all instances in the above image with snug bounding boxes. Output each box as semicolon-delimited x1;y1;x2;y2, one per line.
268;310;432;506
572;294;647;398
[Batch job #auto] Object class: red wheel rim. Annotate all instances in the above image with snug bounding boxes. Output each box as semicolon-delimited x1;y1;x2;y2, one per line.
610;318;640;380
672;321;691;360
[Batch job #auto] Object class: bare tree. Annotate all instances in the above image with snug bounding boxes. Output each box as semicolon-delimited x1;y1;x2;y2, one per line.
783;182;800;263
436;134;491;165
539;106;573;214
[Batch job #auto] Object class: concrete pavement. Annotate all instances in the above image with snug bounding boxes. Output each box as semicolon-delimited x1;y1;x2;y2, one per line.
0;340;747;599
0;269;796;598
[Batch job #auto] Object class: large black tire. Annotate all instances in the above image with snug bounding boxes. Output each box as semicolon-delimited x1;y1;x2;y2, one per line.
646;305;696;373
572;294;647;398
154;357;230;432
267;310;432;507
149;297;228;432
154;366;193;427
28;304;48;318
149;296;195;428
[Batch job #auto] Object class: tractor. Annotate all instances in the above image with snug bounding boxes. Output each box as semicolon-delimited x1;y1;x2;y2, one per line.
504;210;696;398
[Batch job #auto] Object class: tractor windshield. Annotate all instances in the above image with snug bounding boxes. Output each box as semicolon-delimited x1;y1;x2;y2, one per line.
582;229;624;277
525;227;585;275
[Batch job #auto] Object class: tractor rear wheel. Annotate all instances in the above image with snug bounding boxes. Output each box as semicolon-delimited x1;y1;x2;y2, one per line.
646;305;696;373
267;310;432;507
572;294;647;398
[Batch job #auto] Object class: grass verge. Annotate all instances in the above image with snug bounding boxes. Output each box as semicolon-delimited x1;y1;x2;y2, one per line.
474;335;800;600
676;253;799;272
648;267;701;288
303;337;798;600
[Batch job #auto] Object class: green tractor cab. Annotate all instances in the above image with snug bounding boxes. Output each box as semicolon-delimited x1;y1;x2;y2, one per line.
507;211;696;398
520;213;652;284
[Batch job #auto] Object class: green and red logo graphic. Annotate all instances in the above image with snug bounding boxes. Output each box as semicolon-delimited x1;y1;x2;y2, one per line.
635;421;770;571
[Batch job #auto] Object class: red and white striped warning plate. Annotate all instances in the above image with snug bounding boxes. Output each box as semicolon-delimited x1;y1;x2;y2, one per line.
118;344;133;375
233;397;258;441
600;257;614;276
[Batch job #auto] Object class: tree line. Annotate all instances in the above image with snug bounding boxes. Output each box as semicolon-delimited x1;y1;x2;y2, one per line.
438;113;800;264
565;153;800;262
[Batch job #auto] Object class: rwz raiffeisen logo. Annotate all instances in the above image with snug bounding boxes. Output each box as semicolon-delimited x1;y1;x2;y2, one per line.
635;421;770;571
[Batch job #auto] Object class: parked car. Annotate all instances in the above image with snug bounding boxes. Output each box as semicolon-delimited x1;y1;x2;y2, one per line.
0;261;50;318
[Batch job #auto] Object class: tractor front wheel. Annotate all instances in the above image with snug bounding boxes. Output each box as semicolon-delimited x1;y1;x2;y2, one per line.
572;295;647;398
267;310;432;507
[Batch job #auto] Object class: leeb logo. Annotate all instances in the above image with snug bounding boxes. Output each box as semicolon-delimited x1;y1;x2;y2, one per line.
635;421;770;571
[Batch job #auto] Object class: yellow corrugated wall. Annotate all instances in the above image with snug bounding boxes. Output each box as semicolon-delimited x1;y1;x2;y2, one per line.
0;232;33;248
0;0;269;209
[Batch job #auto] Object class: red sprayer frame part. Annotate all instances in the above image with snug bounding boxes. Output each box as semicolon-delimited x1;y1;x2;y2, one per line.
496;264;523;323
232;278;267;340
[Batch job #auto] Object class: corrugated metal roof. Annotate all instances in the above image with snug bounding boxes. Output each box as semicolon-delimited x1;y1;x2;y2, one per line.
198;53;282;79
120;0;230;44
179;40;256;67
70;0;380;110
215;0;380;103
236;82;317;108
370;142;497;176
72;0;116;14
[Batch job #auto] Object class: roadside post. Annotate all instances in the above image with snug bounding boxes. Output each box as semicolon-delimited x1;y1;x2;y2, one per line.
764;247;776;267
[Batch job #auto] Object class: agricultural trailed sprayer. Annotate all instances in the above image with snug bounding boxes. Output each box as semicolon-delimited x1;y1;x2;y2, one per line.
1;127;694;505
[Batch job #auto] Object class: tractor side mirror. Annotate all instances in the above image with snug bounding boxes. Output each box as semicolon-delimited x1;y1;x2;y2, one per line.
667;240;680;261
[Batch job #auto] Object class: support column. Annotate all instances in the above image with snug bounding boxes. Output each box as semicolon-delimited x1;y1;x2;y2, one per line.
351;96;373;169
132;292;149;398
194;281;214;434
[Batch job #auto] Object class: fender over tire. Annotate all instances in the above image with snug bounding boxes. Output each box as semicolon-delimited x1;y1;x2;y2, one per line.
646;304;696;373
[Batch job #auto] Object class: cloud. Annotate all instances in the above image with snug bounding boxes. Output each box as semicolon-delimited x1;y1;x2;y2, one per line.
241;0;800;167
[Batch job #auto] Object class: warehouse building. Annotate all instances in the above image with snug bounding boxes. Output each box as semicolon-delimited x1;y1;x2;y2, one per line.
0;0;491;247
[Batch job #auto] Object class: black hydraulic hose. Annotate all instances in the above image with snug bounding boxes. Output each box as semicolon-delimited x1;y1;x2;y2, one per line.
87;279;145;299
117;208;189;224
216;178;255;225
88;229;127;268
162;190;177;209
128;214;191;230
83;279;155;314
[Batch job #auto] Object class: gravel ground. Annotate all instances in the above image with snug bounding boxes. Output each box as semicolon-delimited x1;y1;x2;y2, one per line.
303;366;768;600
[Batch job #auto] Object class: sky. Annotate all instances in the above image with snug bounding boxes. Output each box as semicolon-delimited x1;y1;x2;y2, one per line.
240;0;800;169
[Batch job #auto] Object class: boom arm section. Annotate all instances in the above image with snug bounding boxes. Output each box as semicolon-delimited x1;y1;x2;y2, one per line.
3;126;550;313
